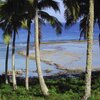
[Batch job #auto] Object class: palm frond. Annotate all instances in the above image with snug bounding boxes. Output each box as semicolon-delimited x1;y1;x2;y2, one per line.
3;32;11;45
38;0;60;12
63;0;80;28
39;11;62;34
79;16;89;40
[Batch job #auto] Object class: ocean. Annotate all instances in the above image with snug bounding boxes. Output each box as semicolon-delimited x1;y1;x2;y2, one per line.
0;23;99;76
0;23;99;43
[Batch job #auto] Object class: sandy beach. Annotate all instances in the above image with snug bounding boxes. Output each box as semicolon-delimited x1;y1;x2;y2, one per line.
18;40;100;73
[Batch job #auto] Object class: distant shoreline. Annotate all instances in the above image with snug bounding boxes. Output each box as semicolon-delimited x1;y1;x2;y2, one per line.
0;39;87;45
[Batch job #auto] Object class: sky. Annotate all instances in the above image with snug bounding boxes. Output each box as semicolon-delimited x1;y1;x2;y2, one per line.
44;0;65;22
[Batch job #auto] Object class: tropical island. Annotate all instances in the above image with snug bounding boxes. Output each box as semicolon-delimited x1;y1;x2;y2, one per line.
0;0;100;100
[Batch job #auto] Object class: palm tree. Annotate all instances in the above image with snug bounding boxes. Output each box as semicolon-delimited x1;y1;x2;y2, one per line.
63;0;95;99
22;19;32;90
21;0;62;91
24;3;34;90
25;20;31;90
10;0;30;90
21;1;33;90
3;32;11;84
34;8;49;96
0;19;11;85
0;0;28;90
32;0;62;96
84;0;94;99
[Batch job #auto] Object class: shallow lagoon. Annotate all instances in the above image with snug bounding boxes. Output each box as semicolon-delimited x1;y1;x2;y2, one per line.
0;43;61;76
0;40;100;76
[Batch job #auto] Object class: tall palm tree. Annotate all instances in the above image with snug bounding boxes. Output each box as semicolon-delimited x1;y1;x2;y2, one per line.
0;19;11;84
0;0;28;90
21;1;33;90
22;0;62;90
63;0;95;99
34;8;49;96
11;0;30;90
3;32;11;84
22;19;32;90
15;0;36;90
84;0;94;99
25;20;31;90
32;0;62;96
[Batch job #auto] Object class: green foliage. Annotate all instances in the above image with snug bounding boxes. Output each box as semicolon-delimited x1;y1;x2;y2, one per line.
90;90;100;100
0;72;100;100
46;90;81;100
3;33;11;45
21;20;28;29
29;85;42;96
28;0;34;4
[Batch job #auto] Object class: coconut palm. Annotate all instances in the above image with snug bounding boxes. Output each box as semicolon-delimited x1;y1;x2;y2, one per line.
3;31;11;84
25;20;31;90
23;2;34;90
32;0;62;96
26;20;31;90
35;8;48;95
21;1;33;90
0;18;11;84
22;19;32;90
22;0;62;91
22;0;62;92
0;0;29;90
0;4;12;84
63;0;95;99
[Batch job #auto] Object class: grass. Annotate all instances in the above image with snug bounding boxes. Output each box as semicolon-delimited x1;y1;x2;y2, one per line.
0;71;100;100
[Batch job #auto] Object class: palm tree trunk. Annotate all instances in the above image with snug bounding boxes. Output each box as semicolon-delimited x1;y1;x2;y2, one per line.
5;43;9;84
38;23;41;46
25;27;30;90
84;0;94;100
34;9;49;96
12;30;17;90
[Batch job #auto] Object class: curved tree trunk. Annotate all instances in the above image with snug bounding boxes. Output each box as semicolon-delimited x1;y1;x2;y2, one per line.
5;43;9;84
34;9;49;96
25;27;30;90
84;0;94;100
12;30;17;90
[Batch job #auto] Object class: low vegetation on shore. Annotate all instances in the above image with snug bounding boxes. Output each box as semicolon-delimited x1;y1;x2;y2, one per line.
0;71;100;100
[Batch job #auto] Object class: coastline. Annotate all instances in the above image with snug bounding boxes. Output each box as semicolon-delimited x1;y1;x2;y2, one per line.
17;40;100;75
